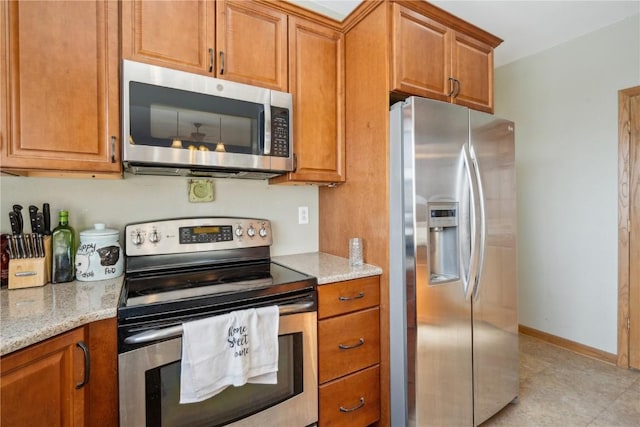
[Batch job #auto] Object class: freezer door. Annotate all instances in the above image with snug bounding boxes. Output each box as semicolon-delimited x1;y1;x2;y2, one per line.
469;111;519;425
407;97;474;427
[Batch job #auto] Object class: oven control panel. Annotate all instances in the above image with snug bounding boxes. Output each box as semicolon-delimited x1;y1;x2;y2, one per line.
125;217;272;256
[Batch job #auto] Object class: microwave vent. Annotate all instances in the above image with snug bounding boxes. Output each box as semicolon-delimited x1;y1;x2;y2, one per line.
124;164;284;180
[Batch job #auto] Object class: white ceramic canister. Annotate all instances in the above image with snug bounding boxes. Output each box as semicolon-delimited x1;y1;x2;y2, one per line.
75;223;124;281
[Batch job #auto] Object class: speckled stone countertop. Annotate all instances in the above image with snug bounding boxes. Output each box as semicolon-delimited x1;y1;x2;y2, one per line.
273;252;382;284
0;277;123;356
1;252;381;357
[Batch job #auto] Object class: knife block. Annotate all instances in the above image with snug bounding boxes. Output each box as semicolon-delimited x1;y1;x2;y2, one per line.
8;236;51;290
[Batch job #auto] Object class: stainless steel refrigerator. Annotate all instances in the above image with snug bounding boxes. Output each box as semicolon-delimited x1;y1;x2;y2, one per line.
389;96;518;426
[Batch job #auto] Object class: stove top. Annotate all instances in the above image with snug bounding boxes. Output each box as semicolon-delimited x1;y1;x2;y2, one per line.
117;217;317;353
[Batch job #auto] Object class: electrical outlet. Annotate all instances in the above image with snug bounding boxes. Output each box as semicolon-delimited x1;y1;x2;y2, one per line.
298;206;309;225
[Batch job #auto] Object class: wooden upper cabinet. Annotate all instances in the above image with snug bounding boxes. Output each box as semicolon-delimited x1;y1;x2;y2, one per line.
391;2;497;113
452;31;494;112
1;0;120;175
216;0;288;92
270;16;345;185
391;6;451;102
1;327;88;426
121;0;216;74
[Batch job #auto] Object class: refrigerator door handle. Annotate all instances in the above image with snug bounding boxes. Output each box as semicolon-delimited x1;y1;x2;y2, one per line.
470;144;487;300
462;144;480;301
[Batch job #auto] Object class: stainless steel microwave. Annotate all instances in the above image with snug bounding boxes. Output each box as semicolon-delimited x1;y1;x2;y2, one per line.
122;60;293;179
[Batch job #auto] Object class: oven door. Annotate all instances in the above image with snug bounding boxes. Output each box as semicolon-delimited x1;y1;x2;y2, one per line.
118;311;317;427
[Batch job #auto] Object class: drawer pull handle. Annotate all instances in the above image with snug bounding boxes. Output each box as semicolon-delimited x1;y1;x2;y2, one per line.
340;397;365;413
76;341;90;389
339;291;364;301
339;337;364;350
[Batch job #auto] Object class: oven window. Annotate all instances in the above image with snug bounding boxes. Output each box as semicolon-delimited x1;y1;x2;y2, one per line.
129;82;262;155
145;333;303;427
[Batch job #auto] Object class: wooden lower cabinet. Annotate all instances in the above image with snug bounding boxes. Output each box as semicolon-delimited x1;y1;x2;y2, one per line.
1;327;87;426
317;276;381;426
0;318;117;427
319;365;380;427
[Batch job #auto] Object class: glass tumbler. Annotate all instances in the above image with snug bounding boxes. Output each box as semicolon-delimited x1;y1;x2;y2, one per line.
349;237;363;267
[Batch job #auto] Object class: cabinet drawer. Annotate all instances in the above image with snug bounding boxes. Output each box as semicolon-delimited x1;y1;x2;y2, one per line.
318;276;380;319
319;307;379;383
319;365;380;427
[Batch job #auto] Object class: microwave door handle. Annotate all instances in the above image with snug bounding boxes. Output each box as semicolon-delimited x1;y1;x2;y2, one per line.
264;105;272;155
123;302;314;345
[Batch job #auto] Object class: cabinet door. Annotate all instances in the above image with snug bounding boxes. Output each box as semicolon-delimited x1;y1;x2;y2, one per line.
318;307;380;383
1;0;120;174
318;276;379;319
391;4;451;102
319;365;380;427
271;16;345;185
87;318;118;426
452;31;494;113
216;0;287;91
1;327;88;426
121;0;215;74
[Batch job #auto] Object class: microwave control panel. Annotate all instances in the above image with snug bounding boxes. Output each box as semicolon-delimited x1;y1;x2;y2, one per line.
270;106;290;157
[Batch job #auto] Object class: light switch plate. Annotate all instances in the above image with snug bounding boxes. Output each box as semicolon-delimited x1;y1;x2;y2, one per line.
188;179;214;203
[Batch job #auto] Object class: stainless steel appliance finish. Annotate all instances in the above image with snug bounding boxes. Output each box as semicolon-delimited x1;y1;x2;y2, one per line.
117;217;318;427
389;97;518;426
122;60;293;179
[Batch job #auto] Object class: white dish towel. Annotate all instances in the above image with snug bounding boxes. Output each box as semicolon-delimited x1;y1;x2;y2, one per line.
180;305;279;404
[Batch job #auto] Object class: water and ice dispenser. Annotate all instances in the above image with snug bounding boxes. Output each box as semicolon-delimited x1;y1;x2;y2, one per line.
428;202;460;284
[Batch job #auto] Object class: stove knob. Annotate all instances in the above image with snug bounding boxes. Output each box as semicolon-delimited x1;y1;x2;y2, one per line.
131;231;144;246
247;226;256;238
259;227;268;238
235;225;243;237
149;229;161;244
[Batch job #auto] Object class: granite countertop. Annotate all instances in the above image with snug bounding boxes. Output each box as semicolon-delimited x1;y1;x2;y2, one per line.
273;252;382;284
0;277;123;356
1;252;382;357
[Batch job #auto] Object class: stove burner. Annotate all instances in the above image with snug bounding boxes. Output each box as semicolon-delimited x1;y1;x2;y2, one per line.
124;262;274;306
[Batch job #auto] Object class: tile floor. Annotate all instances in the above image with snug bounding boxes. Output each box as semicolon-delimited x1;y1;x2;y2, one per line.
482;334;640;426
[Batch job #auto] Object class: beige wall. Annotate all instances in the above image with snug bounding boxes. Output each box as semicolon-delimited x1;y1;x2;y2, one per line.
494;14;640;353
0;174;319;256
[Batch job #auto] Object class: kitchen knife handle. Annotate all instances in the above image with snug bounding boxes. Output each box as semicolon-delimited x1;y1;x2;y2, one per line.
12;205;23;234
8;212;20;235
43;203;51;235
6;235;15;259
24;235;32;258
29;205;38;233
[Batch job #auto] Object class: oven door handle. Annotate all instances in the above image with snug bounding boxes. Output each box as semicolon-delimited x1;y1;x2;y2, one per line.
124;302;315;345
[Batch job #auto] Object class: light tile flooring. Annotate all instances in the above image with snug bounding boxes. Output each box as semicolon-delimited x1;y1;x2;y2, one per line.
482;334;640;426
